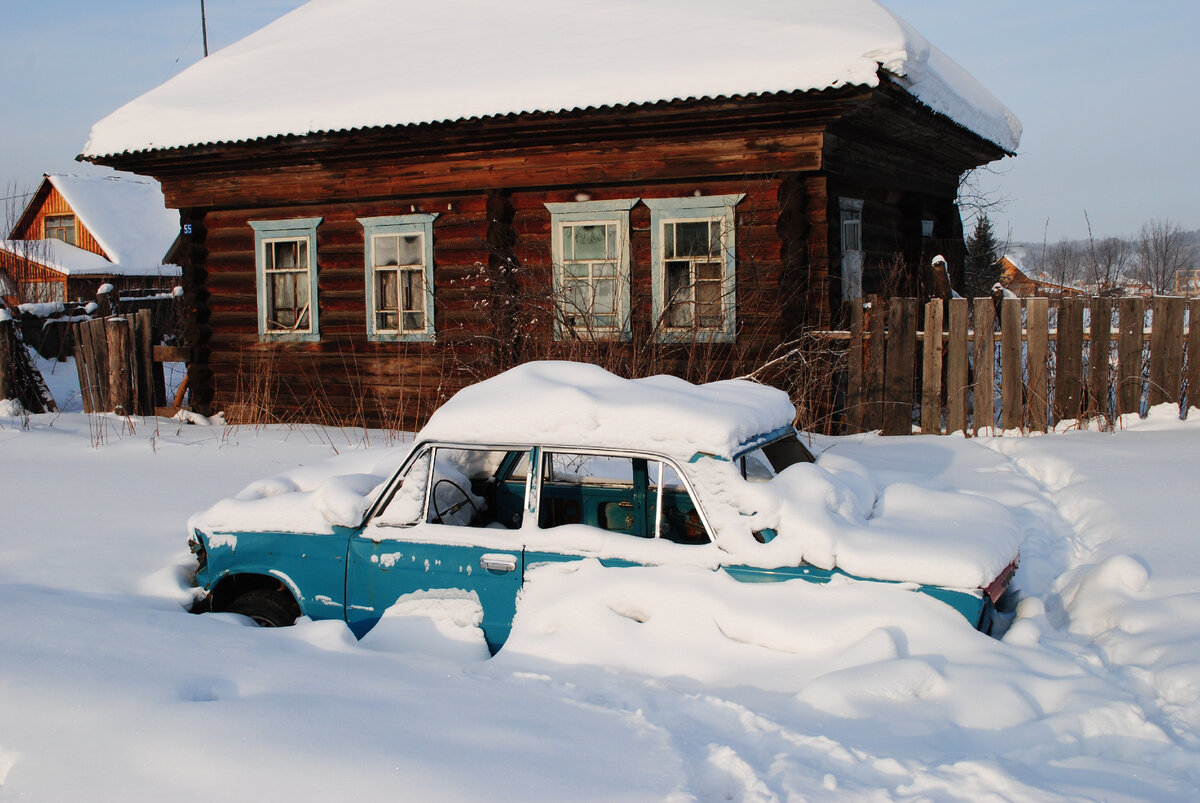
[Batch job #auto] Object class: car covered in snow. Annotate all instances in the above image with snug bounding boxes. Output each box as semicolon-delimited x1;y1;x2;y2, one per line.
188;362;1019;652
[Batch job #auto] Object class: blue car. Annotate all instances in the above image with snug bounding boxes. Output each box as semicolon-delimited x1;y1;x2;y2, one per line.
188;363;1018;652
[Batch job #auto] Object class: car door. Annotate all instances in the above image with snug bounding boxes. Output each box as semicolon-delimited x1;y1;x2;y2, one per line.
345;444;529;653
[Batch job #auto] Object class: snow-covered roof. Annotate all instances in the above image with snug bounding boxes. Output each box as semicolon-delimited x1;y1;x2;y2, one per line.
418;362;796;460
83;0;1021;159
1;170;182;278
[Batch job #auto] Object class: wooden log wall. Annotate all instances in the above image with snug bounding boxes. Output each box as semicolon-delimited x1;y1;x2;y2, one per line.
844;295;1199;434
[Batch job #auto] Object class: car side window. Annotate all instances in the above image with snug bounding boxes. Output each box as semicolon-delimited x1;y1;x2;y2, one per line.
538;451;709;544
427;447;529;529
373;448;432;527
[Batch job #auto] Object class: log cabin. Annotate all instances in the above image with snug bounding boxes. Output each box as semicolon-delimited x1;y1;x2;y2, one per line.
81;0;1021;427
0;171;181;306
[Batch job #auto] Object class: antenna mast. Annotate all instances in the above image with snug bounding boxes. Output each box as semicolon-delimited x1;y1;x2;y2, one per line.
201;0;209;57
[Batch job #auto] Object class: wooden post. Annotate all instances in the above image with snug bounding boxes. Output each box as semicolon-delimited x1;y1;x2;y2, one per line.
136;309;155;415
945;298;968;435
106;317;132;415
0;316;13;403
866;299;887;431
1117;297;1144;416
1189;299;1200;414
846;301;865;433
1026;297;1049;432
1149;296;1186;406
1056;297;1084;422
1087;296;1113;421
920;298;944;433
882;297;916;436
972;297;995;434
1000;297;1023;430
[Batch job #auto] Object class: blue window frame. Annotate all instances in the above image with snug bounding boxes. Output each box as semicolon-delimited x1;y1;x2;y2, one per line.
358;214;438;342
249;217;322;342
646;195;744;343
545;198;638;341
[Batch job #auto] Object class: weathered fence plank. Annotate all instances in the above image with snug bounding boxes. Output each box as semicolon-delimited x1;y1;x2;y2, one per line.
920;299;944;434
1027;297;1049;432
1117;297;1144;416
1057;297;1084;421
846;302;865;432
0;317;13;403
1150;296;1186;406
973;297;995;434
1001;298;1023;430
136;309;156;415
106;318;132;415
1087;297;1113;420
1189;299;1200;413
866;299;887;431
883;298;916;436
946;298;969;434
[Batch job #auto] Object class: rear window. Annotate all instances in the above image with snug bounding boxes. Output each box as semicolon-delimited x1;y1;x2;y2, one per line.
738;433;815;482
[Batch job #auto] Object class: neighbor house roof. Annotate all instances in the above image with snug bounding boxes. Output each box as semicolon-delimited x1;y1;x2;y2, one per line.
1;170;181;278
83;0;1021;160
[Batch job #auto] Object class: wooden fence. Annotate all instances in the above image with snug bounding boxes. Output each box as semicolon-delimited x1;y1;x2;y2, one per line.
842;296;1198;435
72;310;190;416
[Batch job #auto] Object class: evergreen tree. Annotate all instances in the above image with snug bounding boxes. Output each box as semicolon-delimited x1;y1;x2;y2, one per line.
965;213;1001;297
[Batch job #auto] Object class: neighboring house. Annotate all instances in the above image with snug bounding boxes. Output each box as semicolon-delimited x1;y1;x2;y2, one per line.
1175;270;1200;297
998;255;1082;298
82;0;1020;425
0;170;181;305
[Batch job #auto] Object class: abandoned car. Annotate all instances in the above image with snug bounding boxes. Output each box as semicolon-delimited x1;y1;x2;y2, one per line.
188;362;1019;652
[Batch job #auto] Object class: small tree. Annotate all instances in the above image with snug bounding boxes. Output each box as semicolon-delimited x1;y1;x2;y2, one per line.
1136;219;1194;294
965;213;1001;297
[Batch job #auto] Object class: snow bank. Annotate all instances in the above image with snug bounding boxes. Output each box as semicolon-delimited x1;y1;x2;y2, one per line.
84;0;1020;158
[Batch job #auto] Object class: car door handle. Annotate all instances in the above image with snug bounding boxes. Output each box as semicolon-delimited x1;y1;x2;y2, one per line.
480;553;518;573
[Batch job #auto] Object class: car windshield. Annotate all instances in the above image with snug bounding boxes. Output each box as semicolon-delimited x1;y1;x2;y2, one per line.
738;433;815;482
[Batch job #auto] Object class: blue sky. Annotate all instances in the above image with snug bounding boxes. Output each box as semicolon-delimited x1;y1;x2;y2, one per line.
2;1;1195;244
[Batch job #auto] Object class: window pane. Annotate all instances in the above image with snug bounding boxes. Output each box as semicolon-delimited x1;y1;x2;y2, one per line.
426;448;521;528
397;234;423;266
696;261;722;281
401;269;424;313
696;277;721;327
665;261;691;327
571;224;609;260
663;223;676;259
375;449;431;527
675;221;712;257
375;235;399;267
594;277;616;317
377;270;398;310
650;463;709;544
593;261;617;277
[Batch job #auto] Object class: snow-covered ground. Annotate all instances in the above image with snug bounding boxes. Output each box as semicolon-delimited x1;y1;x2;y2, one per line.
2;356;1199;800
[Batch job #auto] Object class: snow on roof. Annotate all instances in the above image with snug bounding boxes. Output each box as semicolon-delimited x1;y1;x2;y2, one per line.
0;238;117;276
83;0;1021;159
418;362;796;460
48;171;181;275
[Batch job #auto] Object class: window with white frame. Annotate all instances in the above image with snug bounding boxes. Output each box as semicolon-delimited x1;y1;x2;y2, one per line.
545;199;637;339
358;214;437;342
250;217;322;341
646;194;743;342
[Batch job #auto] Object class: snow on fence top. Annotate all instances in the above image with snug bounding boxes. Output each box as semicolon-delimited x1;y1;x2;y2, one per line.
83;0;1021;158
418;361;797;460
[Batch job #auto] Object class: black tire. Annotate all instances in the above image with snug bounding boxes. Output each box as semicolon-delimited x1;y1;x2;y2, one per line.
225;589;298;628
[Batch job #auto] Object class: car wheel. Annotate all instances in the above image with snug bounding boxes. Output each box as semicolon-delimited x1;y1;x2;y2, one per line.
225;589;298;628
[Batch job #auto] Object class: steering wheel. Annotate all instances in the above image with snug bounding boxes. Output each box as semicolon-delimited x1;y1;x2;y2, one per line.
431;478;481;525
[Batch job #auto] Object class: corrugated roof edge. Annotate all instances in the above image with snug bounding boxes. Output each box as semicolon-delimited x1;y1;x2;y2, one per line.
80;82;1010;163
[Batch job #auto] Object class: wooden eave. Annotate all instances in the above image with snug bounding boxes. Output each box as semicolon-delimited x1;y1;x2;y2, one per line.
9;176;54;239
85;86;876;179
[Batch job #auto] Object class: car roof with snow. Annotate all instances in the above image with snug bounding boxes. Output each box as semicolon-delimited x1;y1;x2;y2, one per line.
415;362;798;461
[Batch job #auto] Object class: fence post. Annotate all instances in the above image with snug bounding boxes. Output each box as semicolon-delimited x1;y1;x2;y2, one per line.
1056;297;1084;421
1117;297;1144;416
106;317;132;415
846;301;865;433
1087;297;1113;420
1027;297;1049;432
1149;296;1186;407
0;314;13;403
866;299;887;431
883;298;916;436
946;298;968;434
1189;299;1200;414
1000;297;1022;430
972;297;995;434
920;298;944;433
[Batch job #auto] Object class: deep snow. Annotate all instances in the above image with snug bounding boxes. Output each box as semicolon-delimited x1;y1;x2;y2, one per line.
2;361;1199;799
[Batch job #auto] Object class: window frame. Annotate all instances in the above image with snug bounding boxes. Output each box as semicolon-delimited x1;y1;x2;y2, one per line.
249;217;322;342
545;198;638;341
646;194;744;343
44;214;76;245
358;213;438;342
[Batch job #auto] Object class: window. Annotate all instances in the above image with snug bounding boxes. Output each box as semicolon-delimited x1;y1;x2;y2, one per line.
44;215;75;245
545;199;637;339
646;195;744;342
839;198;864;301
358;214;437;341
249;217;322;341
